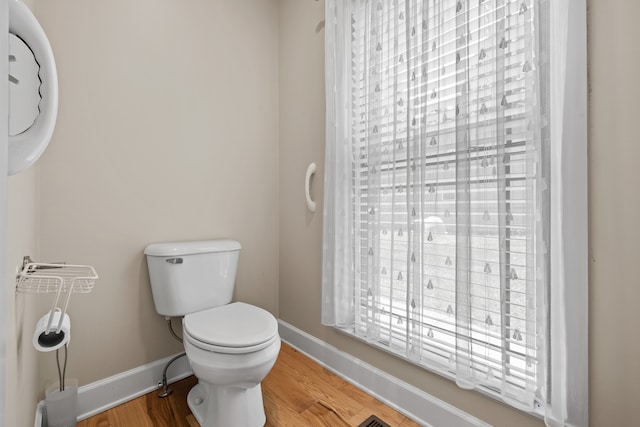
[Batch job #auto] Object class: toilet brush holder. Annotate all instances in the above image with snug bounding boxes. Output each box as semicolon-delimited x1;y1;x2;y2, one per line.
44;379;78;427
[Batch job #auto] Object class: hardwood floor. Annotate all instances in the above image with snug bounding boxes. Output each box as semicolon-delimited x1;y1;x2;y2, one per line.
77;343;421;427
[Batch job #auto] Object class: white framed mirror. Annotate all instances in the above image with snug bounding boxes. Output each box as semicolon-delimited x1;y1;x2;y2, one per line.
8;0;58;176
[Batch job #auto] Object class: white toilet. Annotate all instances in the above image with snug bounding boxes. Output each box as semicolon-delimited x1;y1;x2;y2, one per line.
144;239;280;427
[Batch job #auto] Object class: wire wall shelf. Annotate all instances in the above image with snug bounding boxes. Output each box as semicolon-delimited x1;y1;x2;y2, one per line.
16;260;98;295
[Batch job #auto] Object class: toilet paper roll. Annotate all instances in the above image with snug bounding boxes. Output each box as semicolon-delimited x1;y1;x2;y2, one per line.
33;309;71;352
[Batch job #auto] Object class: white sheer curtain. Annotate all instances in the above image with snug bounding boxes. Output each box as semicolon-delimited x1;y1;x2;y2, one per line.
546;1;589;426
322;0;587;425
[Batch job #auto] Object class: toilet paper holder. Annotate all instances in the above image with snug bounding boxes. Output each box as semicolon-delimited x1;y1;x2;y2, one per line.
16;256;98;350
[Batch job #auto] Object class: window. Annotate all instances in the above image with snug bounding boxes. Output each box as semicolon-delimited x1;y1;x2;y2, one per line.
323;1;588;425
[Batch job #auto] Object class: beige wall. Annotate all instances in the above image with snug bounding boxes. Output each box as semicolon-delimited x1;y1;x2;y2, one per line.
278;0;325;336
588;1;640;425
278;1;639;426
7;169;42;426
6;2;44;426
32;0;280;387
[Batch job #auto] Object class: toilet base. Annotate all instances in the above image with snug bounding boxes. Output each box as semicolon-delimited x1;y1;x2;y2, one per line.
187;381;266;427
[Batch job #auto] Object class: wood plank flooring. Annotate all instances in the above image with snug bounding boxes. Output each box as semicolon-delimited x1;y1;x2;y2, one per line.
77;343;421;427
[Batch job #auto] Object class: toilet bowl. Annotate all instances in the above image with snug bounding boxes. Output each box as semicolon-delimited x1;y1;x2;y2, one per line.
144;240;281;427
182;302;280;427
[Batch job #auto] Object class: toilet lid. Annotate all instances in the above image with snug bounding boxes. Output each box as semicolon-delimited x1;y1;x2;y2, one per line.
183;302;277;348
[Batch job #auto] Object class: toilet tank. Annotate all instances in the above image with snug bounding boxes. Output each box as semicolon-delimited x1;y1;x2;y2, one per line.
144;240;241;317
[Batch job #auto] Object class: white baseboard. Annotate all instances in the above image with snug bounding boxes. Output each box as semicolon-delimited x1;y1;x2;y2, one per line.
278;320;490;427
76;352;192;420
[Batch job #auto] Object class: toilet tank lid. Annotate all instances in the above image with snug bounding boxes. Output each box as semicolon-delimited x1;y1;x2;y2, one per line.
144;239;241;257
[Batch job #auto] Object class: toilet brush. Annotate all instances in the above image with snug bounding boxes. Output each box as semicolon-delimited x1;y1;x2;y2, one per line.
55;344;68;392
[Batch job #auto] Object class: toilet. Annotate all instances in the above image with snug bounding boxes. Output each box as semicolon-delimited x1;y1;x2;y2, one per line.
144;239;280;427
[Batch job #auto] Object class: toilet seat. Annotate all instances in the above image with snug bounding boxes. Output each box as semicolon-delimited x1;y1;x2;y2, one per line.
183;302;278;355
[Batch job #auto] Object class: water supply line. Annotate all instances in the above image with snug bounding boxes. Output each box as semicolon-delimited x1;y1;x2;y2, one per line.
158;317;186;398
167;316;183;344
